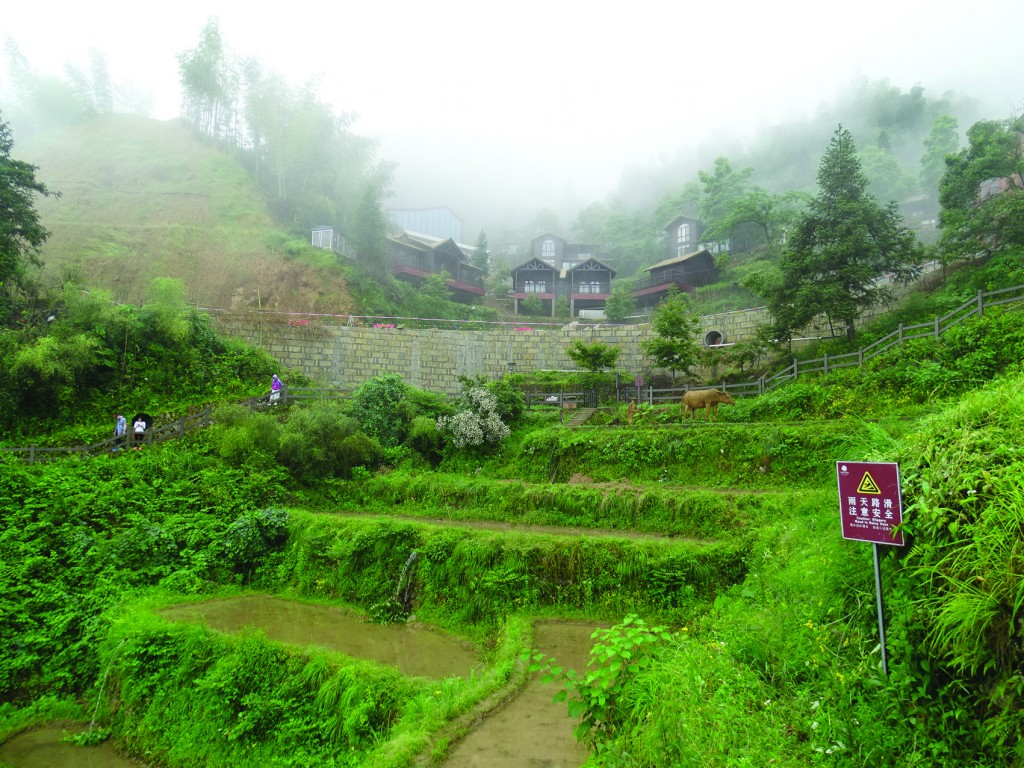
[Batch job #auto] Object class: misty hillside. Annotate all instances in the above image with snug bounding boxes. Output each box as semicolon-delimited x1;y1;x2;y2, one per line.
19;115;355;314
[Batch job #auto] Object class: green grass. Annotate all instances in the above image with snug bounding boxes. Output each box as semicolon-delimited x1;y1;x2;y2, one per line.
20;115;355;314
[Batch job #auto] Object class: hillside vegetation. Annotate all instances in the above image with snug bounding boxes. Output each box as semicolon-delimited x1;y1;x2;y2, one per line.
19;115;355;315
2;246;1023;766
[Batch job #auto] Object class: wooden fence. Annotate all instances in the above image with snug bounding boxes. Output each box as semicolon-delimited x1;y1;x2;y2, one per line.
2;385;352;465
621;284;1024;405
6;284;1023;461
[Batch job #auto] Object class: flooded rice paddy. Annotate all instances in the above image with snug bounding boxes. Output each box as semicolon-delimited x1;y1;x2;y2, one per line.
159;593;479;679
3;600;597;767
0;727;146;768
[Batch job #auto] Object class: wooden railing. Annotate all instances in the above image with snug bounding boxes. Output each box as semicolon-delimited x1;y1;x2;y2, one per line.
620;284;1024;403
7;283;1023;461
2;384;352;464
752;285;1024;396
525;390;599;409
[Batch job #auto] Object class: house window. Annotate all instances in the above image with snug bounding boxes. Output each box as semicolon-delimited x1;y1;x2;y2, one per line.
677;223;691;257
578;281;601;294
524;281;546;294
542;239;556;260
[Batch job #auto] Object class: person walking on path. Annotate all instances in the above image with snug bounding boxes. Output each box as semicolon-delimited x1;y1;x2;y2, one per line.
132;415;147;449
113;413;127;451
270;374;282;405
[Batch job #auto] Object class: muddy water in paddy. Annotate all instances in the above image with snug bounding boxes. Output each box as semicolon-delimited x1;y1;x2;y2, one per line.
442;621;598;768
160;594;478;679
0;727;147;768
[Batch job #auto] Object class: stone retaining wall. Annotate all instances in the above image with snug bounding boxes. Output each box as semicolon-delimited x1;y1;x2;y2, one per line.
212;281;919;394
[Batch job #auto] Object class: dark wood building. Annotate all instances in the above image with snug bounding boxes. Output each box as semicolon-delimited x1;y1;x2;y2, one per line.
632;249;718;311
510;233;616;317
387;231;484;303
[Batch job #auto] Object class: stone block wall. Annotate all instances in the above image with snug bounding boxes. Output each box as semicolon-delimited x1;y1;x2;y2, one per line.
211;276;927;393
213;316;655;394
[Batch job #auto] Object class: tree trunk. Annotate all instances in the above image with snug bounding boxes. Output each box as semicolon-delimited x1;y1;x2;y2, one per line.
845;317;856;343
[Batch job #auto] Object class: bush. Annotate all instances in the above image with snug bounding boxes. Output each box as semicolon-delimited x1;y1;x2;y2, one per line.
276;404;366;481
347;374;409;448
220;507;290;580
437;388;511;451
405;416;444;466
210;406;281;467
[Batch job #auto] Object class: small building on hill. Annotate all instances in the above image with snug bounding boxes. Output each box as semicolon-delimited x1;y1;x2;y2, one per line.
387;230;484;303
310;225;355;259
385;207;463;242
509;233;616;317
632;248;718;311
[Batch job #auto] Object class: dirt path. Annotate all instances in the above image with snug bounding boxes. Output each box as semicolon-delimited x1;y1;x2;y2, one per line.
326;509;703;541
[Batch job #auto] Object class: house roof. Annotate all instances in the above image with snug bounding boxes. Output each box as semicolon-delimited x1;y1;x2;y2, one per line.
388;230;480;269
509;256;616;279
509;257;556;272
568;256;617;278
645;248;713;272
664;214;700;231
531;232;566;245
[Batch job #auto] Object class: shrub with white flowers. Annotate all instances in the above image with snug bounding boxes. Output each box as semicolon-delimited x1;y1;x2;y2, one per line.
437;387;511;450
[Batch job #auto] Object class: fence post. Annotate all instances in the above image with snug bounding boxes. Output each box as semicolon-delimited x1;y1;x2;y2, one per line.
978;288;984;317
793;358;798;380
934;315;940;338
29;445;36;465
824;353;829;374
898;323;904;343
758;375;765;395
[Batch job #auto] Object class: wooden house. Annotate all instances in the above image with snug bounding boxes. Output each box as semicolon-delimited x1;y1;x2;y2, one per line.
387;231;485;303
509;233;615;317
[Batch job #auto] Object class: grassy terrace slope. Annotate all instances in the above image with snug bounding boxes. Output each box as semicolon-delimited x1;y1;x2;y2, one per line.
20;115;354;314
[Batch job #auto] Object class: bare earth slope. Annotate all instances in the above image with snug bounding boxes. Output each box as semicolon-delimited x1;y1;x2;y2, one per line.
20;115;353;315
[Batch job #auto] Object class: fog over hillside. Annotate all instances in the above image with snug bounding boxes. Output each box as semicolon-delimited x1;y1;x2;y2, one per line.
4;0;1023;238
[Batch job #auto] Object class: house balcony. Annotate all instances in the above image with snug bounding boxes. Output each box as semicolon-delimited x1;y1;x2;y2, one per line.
630;271;694;297
512;291;556;300
393;263;485;297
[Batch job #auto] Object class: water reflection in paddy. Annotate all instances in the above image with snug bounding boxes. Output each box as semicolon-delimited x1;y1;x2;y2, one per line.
0;727;146;768
160;594;479;679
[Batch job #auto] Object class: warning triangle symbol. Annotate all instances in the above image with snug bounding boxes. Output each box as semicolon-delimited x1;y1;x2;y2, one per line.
857;472;882;494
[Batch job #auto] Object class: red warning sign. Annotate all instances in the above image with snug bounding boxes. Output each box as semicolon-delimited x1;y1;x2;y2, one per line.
836;461;904;546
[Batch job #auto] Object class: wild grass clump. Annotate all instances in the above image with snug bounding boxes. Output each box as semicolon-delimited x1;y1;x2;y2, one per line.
329;471;823;540
566;372;1024;766
103;620;423;767
279;512;744;630
501;422;866;488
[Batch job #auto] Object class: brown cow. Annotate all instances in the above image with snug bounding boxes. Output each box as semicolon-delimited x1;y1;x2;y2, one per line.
681;388;735;422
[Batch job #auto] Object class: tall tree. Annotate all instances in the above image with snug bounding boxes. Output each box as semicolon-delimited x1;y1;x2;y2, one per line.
697;157;753;249
719;189;809;254
920;114;960;196
768;126;921;343
472;230;490;277
0;111;57;320
177;18;230;139
640;288;702;380
352;184;389;276
938;116;1024;260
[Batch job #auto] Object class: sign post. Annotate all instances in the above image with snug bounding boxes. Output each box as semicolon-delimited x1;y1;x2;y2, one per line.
836;461;905;675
